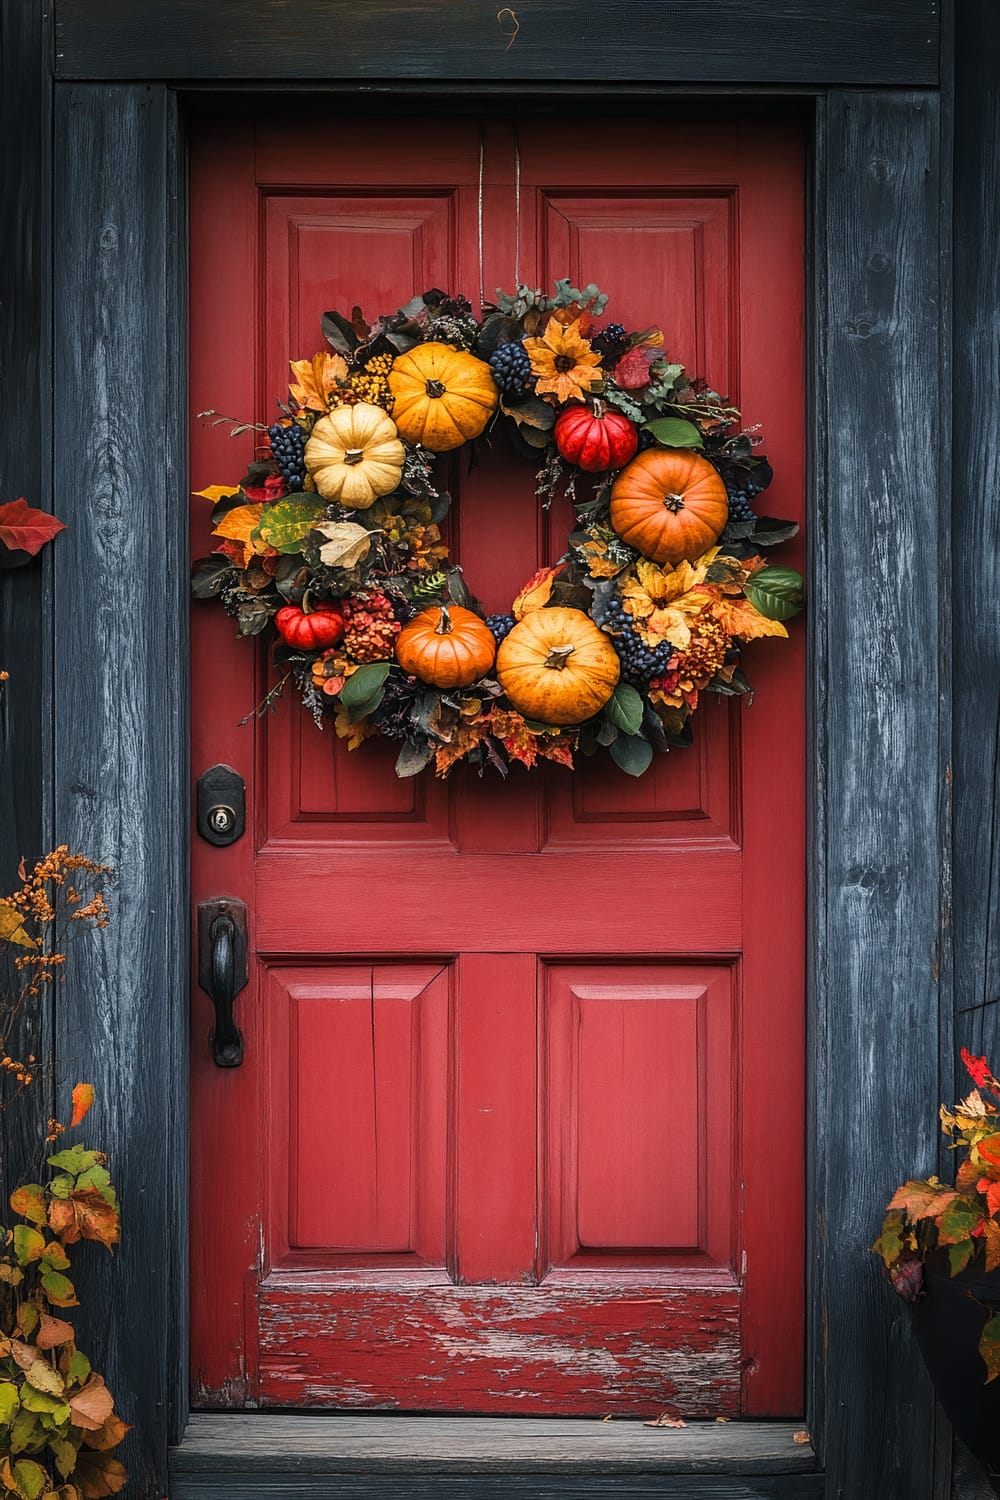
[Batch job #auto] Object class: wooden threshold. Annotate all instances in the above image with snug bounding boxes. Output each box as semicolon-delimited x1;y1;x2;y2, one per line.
169;1414;822;1498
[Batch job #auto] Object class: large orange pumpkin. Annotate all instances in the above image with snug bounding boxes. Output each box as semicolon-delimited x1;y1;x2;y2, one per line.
609;448;728;565
395;604;496;689
388;342;498;451
496;607;620;726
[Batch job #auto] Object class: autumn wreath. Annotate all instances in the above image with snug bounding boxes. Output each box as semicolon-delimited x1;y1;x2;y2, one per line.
193;282;803;779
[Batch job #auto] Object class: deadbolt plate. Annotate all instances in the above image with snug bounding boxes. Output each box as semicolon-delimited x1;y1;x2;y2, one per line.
197;763;246;846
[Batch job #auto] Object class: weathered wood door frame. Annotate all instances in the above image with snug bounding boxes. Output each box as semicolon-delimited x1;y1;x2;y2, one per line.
0;5;959;1495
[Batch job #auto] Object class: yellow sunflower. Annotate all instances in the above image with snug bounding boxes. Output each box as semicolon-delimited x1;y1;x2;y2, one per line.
523;317;602;403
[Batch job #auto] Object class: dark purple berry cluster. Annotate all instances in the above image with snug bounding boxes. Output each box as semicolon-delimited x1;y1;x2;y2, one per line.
489;342;534;397
269;422;307;490
486;614;516;643
602;595;673;686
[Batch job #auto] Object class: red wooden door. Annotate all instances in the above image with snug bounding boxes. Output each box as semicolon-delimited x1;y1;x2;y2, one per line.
189;114;805;1419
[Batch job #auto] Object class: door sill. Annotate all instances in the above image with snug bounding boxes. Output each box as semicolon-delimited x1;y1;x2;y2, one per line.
169;1413;821;1498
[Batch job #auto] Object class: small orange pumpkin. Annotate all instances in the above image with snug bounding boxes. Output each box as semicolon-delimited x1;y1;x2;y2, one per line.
388;342;498;451
395;604;496;689
609;448;728;566
496;607;620;726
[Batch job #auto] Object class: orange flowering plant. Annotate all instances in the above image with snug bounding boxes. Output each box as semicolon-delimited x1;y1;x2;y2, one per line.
873;1047;1000;1382
0;849;128;1499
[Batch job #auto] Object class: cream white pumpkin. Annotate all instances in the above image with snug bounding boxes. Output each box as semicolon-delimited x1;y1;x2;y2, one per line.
304;402;405;508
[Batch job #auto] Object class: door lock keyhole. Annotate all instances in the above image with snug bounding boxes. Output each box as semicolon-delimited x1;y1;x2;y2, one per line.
196;765;246;846
208;805;236;837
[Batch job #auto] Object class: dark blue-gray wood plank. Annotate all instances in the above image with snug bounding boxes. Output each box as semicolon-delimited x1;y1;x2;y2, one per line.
0;0;51;886
812;91;950;1499
53;0;939;85
952;4;1000;1068
51;83;189;1496
0;0;59;1207
170;1476;825;1499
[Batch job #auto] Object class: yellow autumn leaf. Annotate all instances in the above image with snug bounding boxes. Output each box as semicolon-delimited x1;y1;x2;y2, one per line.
192;485;240;505
984;1219;1000;1274
289;351;348;412
0;901;35;950
512;564;564;621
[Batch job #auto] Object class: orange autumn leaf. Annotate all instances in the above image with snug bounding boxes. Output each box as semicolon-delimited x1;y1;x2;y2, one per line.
10;1184;47;1227
512;563;565;621
36;1312;75;1350
73;1451;129;1499
980;1178;1000;1217
887;1176;957;1220
70;1084;95;1129
48;1189;119;1251
288;351;348;412
211;503;264;568
977;1133;1000;1167
984;1219;1000;1274
68;1374;115;1433
699;589;789;642
82;1413;131;1453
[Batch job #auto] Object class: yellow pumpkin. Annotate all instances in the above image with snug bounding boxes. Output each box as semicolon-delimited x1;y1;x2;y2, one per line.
396;604;496;689
388;342;498;451
497;607;620;726
304;402;405;508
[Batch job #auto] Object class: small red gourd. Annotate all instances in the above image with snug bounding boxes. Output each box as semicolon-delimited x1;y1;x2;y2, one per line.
554;402;638;473
275;601;345;650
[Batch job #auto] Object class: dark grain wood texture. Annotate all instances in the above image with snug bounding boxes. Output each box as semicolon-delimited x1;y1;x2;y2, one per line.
170;1476;825;1499
813;91;950;1499
53;0;939;85
0;0;51;886
952;1;1000;1063
51;83;189;1495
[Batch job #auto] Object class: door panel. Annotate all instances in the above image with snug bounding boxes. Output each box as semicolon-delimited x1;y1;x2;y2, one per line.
189;114;805;1417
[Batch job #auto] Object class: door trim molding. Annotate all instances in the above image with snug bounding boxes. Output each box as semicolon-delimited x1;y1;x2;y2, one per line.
39;73;955;1500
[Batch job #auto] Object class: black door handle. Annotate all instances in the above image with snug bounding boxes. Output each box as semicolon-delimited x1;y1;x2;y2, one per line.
197;898;248;1067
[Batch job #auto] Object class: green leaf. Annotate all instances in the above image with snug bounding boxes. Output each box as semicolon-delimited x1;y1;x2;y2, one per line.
981;1311;1000;1383
10;1458;47;1499
40;1244;70;1272
938;1197;984;1245
610;733;654;777
641;417;704;449
253;497;326;554
395;742;434;778
13;1227;45;1266
948;1238;975;1276
40;1272;77;1308
0;1381;20;1424
51;1436;78;1479
744;566;805;622
607;684;644;738
346;688;385;724
48;1176;75;1202
340;663;390;709
9;1408;40;1457
20;1385;69;1424
67;1351;91;1388
46;1149;98;1177
74;1166;116;1208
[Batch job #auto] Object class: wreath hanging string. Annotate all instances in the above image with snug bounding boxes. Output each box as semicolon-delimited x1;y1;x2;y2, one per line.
193;282;803;780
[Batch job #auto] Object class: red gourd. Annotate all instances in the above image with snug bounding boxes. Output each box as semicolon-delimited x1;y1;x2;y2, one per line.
275;602;345;650
554;402;639;473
